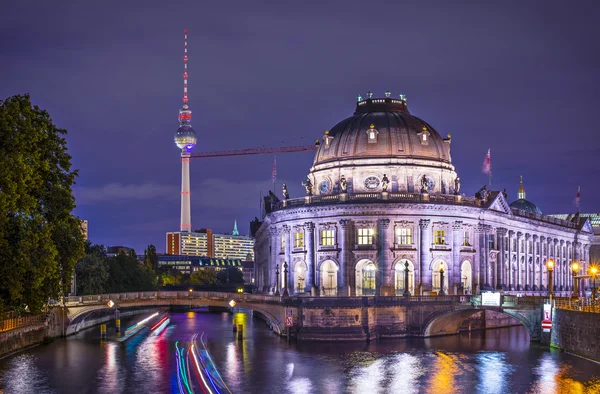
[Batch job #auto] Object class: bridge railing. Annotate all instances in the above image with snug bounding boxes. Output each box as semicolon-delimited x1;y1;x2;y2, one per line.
0;311;45;333
554;299;600;313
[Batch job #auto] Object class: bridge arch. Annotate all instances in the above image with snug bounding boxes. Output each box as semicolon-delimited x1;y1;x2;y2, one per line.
422;307;537;340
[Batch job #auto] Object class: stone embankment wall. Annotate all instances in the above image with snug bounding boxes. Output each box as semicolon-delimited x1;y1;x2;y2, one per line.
0;323;46;357
551;309;600;362
460;310;521;331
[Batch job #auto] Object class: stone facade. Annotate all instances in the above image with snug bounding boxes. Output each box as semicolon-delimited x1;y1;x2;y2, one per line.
254;96;595;297
551;309;600;362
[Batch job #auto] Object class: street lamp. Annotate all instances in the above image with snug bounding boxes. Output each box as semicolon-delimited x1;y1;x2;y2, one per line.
282;262;289;297
571;262;579;300
591;266;598;301
547;259;554;299
275;264;280;296
403;261;410;297
439;262;446;296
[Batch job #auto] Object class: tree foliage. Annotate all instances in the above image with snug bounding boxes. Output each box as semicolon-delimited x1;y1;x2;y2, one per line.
104;252;157;293
216;267;245;284
190;269;218;286
143;244;158;272
0;94;85;313
75;255;108;295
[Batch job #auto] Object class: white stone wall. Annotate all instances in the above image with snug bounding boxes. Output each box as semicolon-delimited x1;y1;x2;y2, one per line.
254;200;593;296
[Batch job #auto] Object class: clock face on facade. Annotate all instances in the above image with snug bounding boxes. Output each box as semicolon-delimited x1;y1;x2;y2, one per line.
364;176;380;190
320;180;330;194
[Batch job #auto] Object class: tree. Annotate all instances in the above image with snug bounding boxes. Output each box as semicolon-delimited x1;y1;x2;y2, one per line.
217;267;245;284
143;244;159;272
75;255;108;295
160;270;183;287
0;94;85;313
85;240;107;259
105;253;157;293
190;269;218;286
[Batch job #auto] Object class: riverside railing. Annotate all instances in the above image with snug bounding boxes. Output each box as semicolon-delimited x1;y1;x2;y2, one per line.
553;299;600;313
0;311;45;333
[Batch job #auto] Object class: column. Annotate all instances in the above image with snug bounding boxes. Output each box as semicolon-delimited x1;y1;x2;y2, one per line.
378;218;392;295
452;221;463;295
475;224;487;292
339;219;351;296
566;241;572;290
304;222;316;294
516;232;523;290
269;227;279;293
283;225;292;291
574;241;581;296
553;239;559;292
496;228;507;290
507;230;515;290
419;219;431;295
524;234;531;291
531;234;542;290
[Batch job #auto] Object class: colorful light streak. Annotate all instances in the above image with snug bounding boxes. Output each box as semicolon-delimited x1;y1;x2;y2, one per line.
125;312;159;333
151;316;169;331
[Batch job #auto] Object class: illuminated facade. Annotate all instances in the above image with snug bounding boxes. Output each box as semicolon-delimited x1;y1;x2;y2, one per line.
158;255;243;275
254;95;595;296
167;228;254;260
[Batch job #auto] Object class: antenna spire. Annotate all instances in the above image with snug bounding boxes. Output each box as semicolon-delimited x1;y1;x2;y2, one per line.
183;29;188;105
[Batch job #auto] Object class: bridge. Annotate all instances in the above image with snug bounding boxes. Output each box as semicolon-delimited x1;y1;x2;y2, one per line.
43;291;548;341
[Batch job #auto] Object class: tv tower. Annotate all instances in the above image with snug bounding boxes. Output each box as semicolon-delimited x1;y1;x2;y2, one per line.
174;29;197;232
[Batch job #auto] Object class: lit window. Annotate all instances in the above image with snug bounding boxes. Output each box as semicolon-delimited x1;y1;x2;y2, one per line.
321;230;335;246
423;134;427;141
434;230;446;245
462;231;471;246
419;127;431;145
358;228;374;245
366;124;378;143
295;232;304;248
281;235;285;251
395;228;412;245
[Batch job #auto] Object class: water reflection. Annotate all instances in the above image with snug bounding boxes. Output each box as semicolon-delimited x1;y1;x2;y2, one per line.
1;312;600;394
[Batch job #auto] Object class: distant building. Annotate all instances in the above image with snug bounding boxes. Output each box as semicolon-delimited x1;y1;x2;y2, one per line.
107;246;135;257
549;213;600;264
166;222;254;260
242;260;255;285
157;254;243;275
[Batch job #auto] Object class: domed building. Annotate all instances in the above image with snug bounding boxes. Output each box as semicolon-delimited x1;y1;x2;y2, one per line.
253;94;594;297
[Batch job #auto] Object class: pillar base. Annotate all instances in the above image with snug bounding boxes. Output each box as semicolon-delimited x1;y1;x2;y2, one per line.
379;285;395;296
311;286;318;297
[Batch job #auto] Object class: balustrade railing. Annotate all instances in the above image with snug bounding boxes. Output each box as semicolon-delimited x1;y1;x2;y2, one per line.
553;299;600;313
0;311;45;333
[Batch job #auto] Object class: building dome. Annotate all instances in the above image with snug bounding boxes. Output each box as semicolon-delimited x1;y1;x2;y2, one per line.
174;125;197;151
313;97;451;167
509;176;542;214
309;96;457;195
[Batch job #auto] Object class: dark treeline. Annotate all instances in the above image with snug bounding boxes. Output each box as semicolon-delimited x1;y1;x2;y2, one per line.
75;242;245;295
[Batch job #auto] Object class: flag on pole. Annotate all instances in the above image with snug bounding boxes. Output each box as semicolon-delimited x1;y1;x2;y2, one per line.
482;149;492;176
575;186;581;209
271;156;277;182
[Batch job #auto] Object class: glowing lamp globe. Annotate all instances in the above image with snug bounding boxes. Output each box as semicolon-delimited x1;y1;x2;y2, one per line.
174;125;197;151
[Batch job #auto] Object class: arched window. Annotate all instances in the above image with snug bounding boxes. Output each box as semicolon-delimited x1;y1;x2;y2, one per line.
461;260;472;294
432;260;448;294
320;260;338;296
356;259;376;296
294;261;307;293
394;259;414;296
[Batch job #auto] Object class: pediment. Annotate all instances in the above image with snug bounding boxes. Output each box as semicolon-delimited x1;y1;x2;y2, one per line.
580;218;594;234
486;193;512;215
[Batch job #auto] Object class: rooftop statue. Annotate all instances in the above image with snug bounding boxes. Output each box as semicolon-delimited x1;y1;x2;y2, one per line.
381;174;390;192
420;176;430;194
340;175;347;193
454;177;461;195
475;185;489;202
282;183;290;200
302;177;313;196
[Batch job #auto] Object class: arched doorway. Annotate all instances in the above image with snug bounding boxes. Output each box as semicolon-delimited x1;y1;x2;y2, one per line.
394;259;414;296
355;259;376;296
294;261;307;293
461;260;472;294
320;260;338;296
432;259;449;294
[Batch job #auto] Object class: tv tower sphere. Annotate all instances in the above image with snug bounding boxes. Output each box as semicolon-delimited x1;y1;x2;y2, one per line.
174;123;197;151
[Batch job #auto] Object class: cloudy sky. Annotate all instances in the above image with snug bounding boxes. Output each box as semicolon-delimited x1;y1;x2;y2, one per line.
1;0;599;253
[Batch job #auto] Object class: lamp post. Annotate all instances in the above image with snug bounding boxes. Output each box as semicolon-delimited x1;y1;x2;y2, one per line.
571;262;580;300
282;262;289;297
591;266;598;301
275;264;280;296
547;259;554;300
403;261;410;296
439;262;446;296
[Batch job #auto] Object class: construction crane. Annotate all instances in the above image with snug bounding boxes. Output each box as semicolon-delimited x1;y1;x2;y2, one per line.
189;141;320;159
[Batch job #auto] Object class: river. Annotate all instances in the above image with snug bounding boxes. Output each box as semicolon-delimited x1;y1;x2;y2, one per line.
1;310;599;393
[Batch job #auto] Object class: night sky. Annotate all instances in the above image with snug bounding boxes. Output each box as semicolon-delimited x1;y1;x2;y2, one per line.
2;1;599;253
